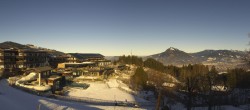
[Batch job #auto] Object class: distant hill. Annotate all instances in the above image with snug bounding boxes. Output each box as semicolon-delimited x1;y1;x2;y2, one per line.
0;41;68;57
192;50;247;63
1;41;248;70
147;47;196;66
0;41;110;58
105;56;119;62
147;47;248;70
0;41;31;49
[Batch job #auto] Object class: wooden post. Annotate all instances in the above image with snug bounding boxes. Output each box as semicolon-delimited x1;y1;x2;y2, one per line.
39;73;41;86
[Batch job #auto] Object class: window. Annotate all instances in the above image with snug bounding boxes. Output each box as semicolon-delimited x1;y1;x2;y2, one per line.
5;65;9;68
19;65;23;68
4;53;10;56
6;59;10;62
43;72;47;76
56;81;60;89
0;65;4;69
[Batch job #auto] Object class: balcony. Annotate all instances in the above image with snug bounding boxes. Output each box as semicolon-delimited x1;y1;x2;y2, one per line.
17;60;27;62
16;56;25;59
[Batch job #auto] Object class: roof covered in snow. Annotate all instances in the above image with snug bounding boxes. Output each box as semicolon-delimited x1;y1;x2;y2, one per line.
27;66;52;73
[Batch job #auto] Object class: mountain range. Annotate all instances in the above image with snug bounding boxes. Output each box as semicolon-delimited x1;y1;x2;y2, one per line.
0;41;248;70
147;47;248;71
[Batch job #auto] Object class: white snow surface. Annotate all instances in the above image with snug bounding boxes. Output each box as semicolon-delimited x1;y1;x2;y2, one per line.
107;79;119;88
15;72;51;91
19;72;37;81
0;78;246;110
0;79;148;110
194;106;243;110
166;102;244;110
169;47;175;51
66;80;148;102
212;85;228;92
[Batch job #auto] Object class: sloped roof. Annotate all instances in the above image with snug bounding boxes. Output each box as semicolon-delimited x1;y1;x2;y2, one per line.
36;66;52;72
68;53;104;60
47;50;68;57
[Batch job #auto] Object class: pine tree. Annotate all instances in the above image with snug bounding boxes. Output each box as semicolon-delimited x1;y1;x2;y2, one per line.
131;67;148;90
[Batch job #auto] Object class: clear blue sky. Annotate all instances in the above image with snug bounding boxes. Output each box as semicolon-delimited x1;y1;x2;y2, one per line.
0;0;249;56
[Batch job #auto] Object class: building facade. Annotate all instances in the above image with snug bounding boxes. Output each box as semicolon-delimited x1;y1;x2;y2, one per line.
48;55;68;68
0;48;49;75
66;53;111;67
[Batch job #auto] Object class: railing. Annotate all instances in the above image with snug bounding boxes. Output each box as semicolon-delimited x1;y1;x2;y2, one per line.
8;79;155;107
52;94;155;107
53;95;116;106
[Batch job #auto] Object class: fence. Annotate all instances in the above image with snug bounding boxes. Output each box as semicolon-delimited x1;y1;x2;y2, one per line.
52;94;155;107
8;79;155;107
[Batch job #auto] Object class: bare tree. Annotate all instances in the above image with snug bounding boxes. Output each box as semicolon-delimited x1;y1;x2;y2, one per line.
199;66;219;110
146;68;166;110
248;33;250;45
244;33;250;66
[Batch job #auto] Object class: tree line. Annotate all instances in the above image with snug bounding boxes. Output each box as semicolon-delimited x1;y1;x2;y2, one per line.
117;55;250;110
117;55;250;89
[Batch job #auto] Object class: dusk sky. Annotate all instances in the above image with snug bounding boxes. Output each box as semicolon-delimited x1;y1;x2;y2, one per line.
0;0;250;56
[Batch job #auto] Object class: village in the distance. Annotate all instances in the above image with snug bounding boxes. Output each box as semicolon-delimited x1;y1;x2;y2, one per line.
0;41;250;110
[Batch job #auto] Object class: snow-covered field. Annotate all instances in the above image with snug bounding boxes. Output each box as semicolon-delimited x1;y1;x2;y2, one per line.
66;79;148;102
0;79;150;110
164;101;246;110
164;100;248;110
1;78;247;110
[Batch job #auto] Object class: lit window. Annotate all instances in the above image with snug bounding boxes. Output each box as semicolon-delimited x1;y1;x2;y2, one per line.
19;65;23;68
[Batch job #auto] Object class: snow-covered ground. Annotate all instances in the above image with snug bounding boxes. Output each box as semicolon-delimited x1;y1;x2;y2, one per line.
194;106;244;110
164;100;248;110
66;79;148;102
107;79;119;88
164;101;246;110
2;77;245;110
0;79;150;110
